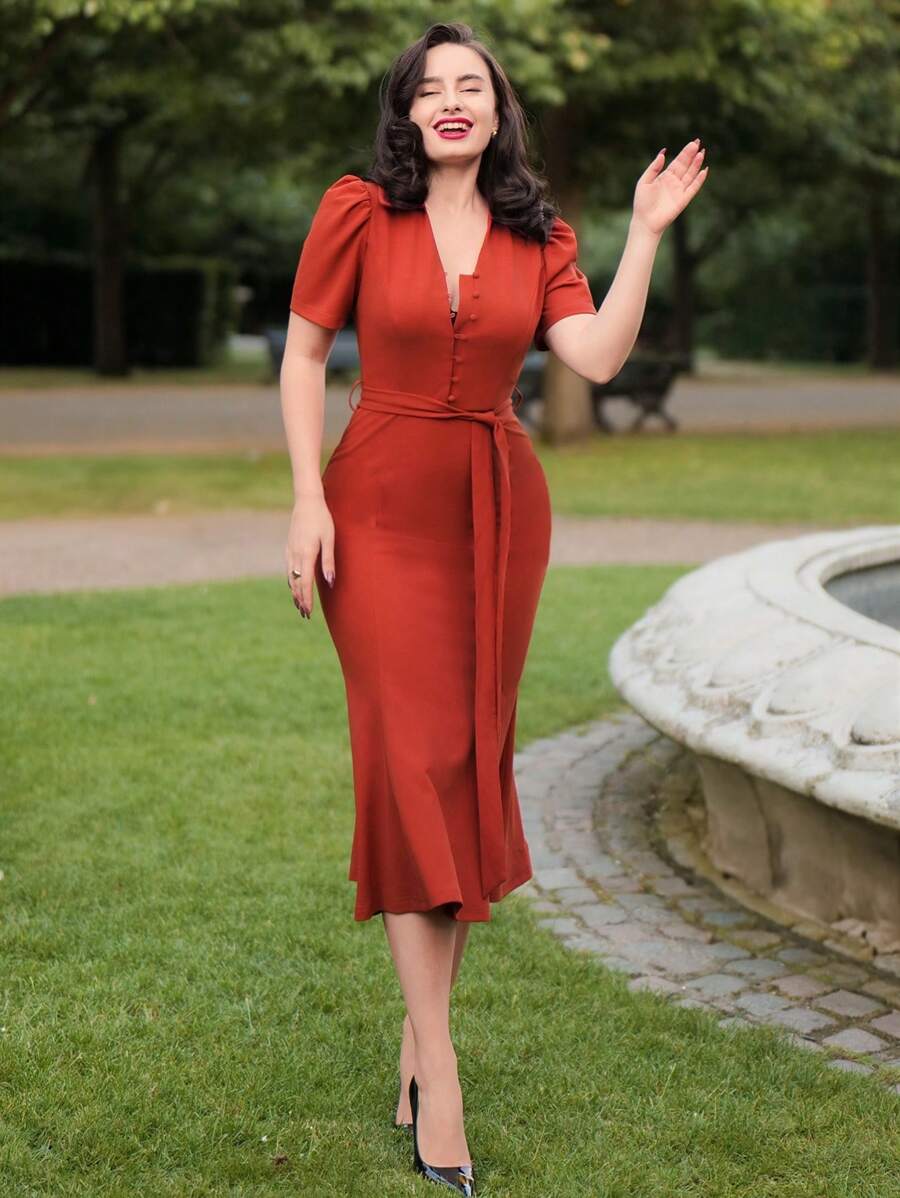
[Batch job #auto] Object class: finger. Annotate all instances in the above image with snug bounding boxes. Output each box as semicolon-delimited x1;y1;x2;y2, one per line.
684;165;709;201
640;147;667;181
682;145;705;187
286;560;307;614
300;550;316;615
668;138;702;179
320;539;336;589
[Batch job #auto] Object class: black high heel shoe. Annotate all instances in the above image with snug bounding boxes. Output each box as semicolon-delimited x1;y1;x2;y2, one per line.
409;1074;476;1195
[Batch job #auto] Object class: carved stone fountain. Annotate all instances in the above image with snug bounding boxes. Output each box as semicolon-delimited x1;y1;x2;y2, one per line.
609;526;900;961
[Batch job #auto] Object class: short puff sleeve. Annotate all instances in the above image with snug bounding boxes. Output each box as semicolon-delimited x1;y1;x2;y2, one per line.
289;174;372;329
534;215;596;351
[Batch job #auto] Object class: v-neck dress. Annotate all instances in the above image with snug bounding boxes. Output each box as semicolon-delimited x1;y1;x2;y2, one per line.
289;173;596;921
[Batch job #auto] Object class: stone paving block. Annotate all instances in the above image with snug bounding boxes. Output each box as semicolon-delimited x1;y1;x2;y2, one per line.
600;875;645;893
628;975;687;996
533;867;583;891
627;852;676;876
876;954;900;978
686;973;747;998
777;946;828;967
729;929;785;951
809;963;872;987
861;979;900;1004
537;917;583;937
782;1033;825;1052
594;955;645;976
813;989;886;1019
578;904;630;929
565;934;614;956
772;974;832;1000
869;1010;900;1040
734;991;793;1017
822;938;876;963
703;910;756;928
709;997;739;1013
706;942;752;963
654;876;701;897
826;1058;875;1074
528;850;570;870
723;958;790;981
821;1027;889;1053
656;920;715;944
678;895;734;913
623;938;724;977
616;893;668;911
717;1016;753;1031
554;885;601;906
674;996;713;1011
528;900;561;914
766;1007;837;1035
600;919;662;944
579;855;628;880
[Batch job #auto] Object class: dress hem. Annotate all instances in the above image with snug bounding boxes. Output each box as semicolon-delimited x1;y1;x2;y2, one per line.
351;865;534;923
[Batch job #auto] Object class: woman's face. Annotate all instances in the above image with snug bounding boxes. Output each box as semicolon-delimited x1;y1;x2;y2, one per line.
408;43;497;166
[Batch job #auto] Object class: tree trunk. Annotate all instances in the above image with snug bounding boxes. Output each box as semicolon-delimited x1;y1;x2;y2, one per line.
538;105;594;444
671;213;695;367
89;125;129;375
865;177;897;370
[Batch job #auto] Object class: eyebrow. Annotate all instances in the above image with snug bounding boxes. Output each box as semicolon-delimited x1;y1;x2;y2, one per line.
418;73;486;85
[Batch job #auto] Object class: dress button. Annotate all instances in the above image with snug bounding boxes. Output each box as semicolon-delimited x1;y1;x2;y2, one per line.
473;292;480;299
450;374;459;382
448;393;457;402
472;272;480;279
470;313;478;321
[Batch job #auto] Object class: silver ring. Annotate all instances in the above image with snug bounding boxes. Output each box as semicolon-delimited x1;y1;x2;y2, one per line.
290;569;302;579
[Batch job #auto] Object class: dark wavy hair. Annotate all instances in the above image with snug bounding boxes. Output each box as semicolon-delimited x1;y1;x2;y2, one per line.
363;22;558;245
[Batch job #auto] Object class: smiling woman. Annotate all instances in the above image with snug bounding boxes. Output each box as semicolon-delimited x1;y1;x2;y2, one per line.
281;22;598;1192
279;17;705;1194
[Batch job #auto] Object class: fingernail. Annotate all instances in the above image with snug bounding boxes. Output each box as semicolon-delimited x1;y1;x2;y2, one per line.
659;147;666;154
326;570;335;587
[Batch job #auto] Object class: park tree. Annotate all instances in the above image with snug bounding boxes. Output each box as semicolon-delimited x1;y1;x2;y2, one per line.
2;0;895;410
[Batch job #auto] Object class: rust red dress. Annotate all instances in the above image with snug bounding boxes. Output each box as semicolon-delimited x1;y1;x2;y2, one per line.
289;173;596;921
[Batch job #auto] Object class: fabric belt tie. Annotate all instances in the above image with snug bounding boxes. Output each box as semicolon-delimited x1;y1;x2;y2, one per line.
345;379;525;900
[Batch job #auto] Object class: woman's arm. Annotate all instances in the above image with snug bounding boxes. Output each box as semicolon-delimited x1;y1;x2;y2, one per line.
547;139;708;382
279;310;338;618
545;218;663;382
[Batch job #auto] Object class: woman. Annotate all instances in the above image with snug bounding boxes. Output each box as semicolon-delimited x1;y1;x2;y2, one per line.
279;21;706;1194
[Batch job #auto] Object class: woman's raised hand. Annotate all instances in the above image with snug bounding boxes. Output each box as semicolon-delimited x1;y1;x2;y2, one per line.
632;138;708;236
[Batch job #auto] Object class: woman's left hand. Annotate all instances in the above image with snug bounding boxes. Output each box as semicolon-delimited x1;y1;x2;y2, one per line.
632;139;708;236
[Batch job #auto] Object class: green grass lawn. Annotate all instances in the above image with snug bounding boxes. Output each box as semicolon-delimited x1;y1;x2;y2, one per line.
0;350;273;390
2;566;898;1196
3;428;900;525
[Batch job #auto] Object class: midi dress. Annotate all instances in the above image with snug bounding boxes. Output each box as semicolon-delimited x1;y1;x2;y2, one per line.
289;173;596;922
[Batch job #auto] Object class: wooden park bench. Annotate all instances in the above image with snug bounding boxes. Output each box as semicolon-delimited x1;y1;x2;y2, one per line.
515;351;688;433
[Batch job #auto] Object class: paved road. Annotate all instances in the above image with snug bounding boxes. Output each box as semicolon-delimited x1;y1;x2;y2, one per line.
0;509;834;597
2;372;898;456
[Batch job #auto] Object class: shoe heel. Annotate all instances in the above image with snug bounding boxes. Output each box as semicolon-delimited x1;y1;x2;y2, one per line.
409;1074;476;1195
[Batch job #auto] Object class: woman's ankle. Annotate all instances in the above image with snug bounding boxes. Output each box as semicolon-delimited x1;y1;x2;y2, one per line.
414;1041;458;1081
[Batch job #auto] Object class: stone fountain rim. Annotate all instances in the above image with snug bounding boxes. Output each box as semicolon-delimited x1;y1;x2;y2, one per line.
608;524;900;834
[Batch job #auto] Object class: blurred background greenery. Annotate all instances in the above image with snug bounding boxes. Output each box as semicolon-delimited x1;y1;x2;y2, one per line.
2;0;897;376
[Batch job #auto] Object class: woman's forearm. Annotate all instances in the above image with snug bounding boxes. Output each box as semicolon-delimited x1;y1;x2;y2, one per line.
587;218;663;382
279;354;328;500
